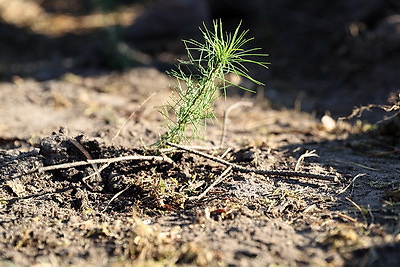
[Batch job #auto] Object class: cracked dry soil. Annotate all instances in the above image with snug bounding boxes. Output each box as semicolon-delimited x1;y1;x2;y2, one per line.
0;68;399;266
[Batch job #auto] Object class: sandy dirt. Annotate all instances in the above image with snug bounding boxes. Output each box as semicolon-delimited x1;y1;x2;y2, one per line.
1;1;400;266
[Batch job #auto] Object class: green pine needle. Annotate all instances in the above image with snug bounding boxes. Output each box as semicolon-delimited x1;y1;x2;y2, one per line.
158;20;269;145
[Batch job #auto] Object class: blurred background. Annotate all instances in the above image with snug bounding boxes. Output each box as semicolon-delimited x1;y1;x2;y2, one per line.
1;0;399;116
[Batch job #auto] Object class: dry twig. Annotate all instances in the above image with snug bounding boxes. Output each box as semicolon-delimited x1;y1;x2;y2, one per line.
219;101;253;147
101;185;132;213
332;159;378;171
337;173;366;195
190;166;233;201
346;197;368;224
295;149;319;171
112;92;156;141
339;102;399;121
69;138;102;188
33;155;172;174
166;142;338;182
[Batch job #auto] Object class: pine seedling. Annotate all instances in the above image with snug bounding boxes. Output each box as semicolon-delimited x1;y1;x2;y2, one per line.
159;20;269;145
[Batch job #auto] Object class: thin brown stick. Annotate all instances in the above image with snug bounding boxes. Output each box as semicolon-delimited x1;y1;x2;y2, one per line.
36;155;173;173
333;211;358;223
166;142;338;182
339;103;399;120
337;173;366;195
346;197;368;224
112;92;156;141
81;162;112;190
190;166;233;201
69;138;102;184
159;144;219;153
220;101;253;147
101;185;132;213
295;149;319;171
69;139;93;160
332;159;378;171
220;147;232;159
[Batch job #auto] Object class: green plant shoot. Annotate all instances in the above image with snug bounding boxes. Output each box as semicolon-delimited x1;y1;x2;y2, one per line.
159;20;269;145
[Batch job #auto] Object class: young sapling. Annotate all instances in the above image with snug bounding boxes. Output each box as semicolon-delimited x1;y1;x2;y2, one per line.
159;20;269;145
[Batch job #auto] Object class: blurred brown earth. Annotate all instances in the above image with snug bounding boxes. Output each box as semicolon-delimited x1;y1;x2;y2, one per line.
0;0;399;117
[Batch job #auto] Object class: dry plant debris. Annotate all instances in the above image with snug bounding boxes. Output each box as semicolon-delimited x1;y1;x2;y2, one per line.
1;2;400;265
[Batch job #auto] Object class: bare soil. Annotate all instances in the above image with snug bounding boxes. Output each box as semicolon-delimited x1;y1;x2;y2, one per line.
1;1;400;266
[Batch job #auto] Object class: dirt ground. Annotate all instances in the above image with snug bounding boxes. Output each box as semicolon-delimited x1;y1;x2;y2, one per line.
1;1;400;266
